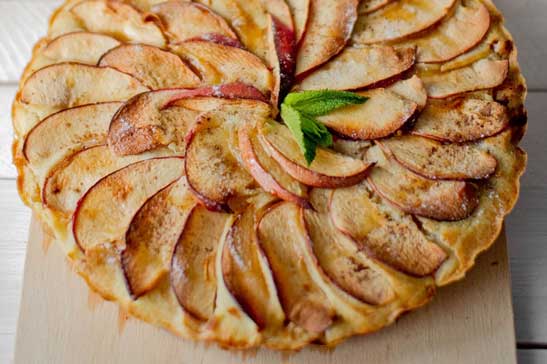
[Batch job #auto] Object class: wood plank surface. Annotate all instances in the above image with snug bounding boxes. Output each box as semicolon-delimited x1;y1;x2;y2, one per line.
15;218;517;364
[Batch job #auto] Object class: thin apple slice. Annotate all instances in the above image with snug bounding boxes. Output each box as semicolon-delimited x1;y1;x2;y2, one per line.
295;0;358;76
70;0;166;46
98;44;200;89
222;208;283;329
317;88;417;140
173;40;274;96
297;46;415;90
330;184;447;276
151;1;237;43
239;128;309;207
20;63;148;109
262;0;294;30
122;177;197;299
43;146;171;214
421;59;509;99
171;206;232;321
260;122;373;188
358;0;394;14
185;111;256;211
379;135;497;180
302;208;395;305
412;97;510;142
24;32;120;80
257;202;334;334
403;0;490;63
72;157;184;252
23;102;122;175
108;84;270;156
267;14;297;104
366;147;479;221
285;0;310;42
352;0;456;44
387;75;427;110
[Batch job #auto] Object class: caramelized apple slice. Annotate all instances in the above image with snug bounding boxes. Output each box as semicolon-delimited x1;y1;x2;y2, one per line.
72;157;184;252
122;177;196;299
98;44;200;89
70;0;166;46
421;59;509;99
239;128;309;207
358;0;393;14
43;146;169;214
317;88;417;140
412;97;510;142
260;122;372;188
330;184;447;276
185;111;256;211
295;0;358;76
302;208;395;305
366;147;479;221
20;63;148;109
380;135;497;180
285;0;310;42
152;1;237;43
262;0;294;30
387;75;427;110
257;202;334;334
108;84;269;156
403;0;490;63
171;206;232;321
352;0;456;44
298;46;415;90
24;32;120;80
173;40;274;96
222;209;283;328
267;14;297;104
23;102;122;174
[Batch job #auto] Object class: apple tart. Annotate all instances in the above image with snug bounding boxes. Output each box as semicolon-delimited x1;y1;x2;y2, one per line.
13;0;527;350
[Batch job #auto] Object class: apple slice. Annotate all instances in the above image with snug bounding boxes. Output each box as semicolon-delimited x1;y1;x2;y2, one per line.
379;135;497;180
412;97;510;142
98;44;200;89
171;205;232;321
352;0;456;44
222;209;284;329
316;88;417;140
257;202;334;334
70;0;166;47
20;63;148;109
267;14;297;105
23;32;120;80
295;0;359;76
239;127;309;207
173;40;274;96
23;102;122;175
285;0;310;42
122;177;197;299
43;146;171;215
151;1;237;43
366;147;479;221
185;111;256;211
421;59;509;99
332;139;372;160
358;0;394;14
387;75;428;111
302;208;395;305
72;157;184;252
260;122;373;188
297;46;415;91
403;0;490;63
262;0;294;30
108;84;270;156
330;184;447;276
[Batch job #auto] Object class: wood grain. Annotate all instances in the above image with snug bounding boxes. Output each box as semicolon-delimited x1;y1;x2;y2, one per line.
14;217;517;364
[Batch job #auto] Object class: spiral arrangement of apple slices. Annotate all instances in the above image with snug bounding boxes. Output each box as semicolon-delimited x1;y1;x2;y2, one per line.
13;0;527;349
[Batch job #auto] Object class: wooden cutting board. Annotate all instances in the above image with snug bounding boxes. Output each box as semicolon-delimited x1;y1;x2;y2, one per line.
14;217;517;364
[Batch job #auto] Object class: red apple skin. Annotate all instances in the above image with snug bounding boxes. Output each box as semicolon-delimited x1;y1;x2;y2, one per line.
271;15;296;102
187;33;244;48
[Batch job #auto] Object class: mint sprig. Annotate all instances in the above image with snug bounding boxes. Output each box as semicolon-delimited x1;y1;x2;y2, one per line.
280;90;367;164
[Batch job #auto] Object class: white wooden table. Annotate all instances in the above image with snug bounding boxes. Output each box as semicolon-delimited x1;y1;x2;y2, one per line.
0;1;546;363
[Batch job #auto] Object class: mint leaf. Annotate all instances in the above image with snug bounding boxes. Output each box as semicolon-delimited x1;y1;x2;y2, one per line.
280;90;367;165
284;90;367;116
